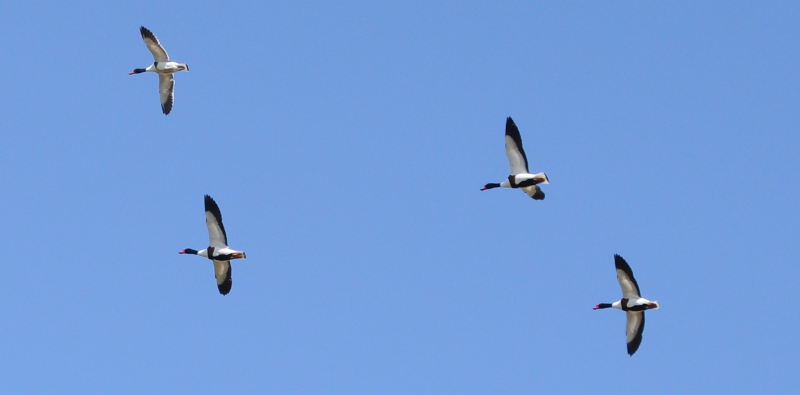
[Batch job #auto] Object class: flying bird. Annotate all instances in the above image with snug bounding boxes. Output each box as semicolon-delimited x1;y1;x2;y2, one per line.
179;195;246;295
129;26;189;115
481;117;549;199
594;255;660;355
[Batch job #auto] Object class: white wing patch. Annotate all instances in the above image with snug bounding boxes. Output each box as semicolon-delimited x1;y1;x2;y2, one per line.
158;74;174;115
213;260;232;295
206;211;228;248
142;33;170;62
625;311;645;355
213;260;230;285
625;311;643;343
616;268;641;299
505;135;529;175
522;185;540;198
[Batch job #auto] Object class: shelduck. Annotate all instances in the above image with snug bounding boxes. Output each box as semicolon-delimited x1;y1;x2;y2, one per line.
481;117;549;199
129;26;189;115
180;195;246;295
593;254;660;356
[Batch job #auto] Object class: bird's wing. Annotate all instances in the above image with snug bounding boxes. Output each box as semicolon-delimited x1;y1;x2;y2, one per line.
504;117;530;175
139;26;170;62
615;254;642;299
205;195;228;248
158;74;175;115
213;260;232;295
522;185;545;200
625;311;645;356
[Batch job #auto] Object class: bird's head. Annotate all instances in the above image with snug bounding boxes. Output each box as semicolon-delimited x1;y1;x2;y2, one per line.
179;248;198;255
129;68;147;75
593;303;613;310
481;183;501;191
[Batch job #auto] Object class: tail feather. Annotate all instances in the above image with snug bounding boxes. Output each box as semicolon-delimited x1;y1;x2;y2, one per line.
532;172;549;185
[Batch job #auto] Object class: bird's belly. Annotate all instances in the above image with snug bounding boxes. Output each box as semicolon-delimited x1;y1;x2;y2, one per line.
155;62;180;73
212;247;245;261
625;298;655;311
509;173;535;188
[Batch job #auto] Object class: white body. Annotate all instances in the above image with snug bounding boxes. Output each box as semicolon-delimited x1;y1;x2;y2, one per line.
611;298;660;310
133;26;188;115
145;61;187;74
595;255;660;355
482;118;549;200
499;172;550;188
180;195;245;295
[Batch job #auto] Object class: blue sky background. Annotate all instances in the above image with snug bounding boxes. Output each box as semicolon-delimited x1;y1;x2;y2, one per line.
1;1;799;393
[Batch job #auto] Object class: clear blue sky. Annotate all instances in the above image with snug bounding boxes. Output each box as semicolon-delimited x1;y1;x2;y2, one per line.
1;1;798;393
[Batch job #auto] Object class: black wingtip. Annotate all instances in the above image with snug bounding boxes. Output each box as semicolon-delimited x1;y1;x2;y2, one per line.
217;261;232;295
504;117;524;147
218;281;232;295
218;279;232;295
204;195;227;236
627;340;640;355
627;340;641;356
506;117;516;131
626;311;645;356
204;194;218;211
614;254;639;284
614;254;630;271
139;26;153;38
